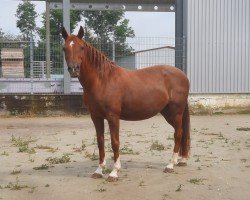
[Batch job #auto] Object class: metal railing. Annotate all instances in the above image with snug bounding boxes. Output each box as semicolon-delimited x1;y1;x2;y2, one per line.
0;36;185;94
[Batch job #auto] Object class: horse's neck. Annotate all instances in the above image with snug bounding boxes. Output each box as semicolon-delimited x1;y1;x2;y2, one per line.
79;59;106;92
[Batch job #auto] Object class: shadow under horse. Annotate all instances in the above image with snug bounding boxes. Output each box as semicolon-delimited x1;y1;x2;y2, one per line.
62;26;190;182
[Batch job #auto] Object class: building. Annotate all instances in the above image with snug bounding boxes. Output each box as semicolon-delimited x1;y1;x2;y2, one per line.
117;46;175;70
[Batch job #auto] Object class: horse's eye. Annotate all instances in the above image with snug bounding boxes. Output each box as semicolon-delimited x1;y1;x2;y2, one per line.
62;47;66;51
81;46;84;50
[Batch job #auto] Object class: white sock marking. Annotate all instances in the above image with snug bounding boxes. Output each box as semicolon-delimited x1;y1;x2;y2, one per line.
167;153;179;169
109;156;121;178
94;159;106;175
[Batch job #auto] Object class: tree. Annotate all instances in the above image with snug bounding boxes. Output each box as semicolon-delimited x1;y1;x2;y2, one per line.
15;0;37;39
37;10;83;75
38;9;83;39
83;10;135;59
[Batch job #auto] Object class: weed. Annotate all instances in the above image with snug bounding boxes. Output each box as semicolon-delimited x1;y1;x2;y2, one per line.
151;123;158;128
1;151;9;156
11;135;36;154
188;178;205;185
73;140;86;152
240;159;247;163
5;177;28;190
35;145;54;150
236;127;250;131
150;140;165;151
120;145;139;155
138;180;145;187
167;135;174;140
85;150;99;161
195;157;200;162
97;187;107;192
46;154;71;164
33;164;51;170
175;184;183;192
10;169;21;175
28;186;37;193
162;194;170;200
237;110;250;114
45;184;50;187
103;168;112;174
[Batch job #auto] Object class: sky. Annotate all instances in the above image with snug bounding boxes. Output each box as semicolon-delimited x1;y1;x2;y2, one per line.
0;0;175;37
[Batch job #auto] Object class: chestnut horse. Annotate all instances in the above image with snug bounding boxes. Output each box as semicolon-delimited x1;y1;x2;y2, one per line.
62;26;190;182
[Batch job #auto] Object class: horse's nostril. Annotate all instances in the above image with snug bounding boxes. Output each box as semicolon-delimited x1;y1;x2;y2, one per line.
68;67;71;71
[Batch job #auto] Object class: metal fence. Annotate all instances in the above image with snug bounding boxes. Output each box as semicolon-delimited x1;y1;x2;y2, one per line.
0;36;185;94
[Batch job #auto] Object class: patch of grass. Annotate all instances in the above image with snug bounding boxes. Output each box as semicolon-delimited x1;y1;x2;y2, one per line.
1;151;9;156
138;180;145;187
120;145;139;155
195;157;200;162
188;178;205;185
240;158;247;163
162;194;170;200
33;164;51;170
46;154;71;164
236;127;250;131
167;135;174;140
150;140;165;151
175;184;183;192
237;110;250;114
85;151;99;161
73;140;86;152
28;186;37;193
5;177;29;190
151;123;159;128
35;145;54;150
10;169;22;175
213;112;224;115
11;135;36;154
97;187;107;192
103;168;112;175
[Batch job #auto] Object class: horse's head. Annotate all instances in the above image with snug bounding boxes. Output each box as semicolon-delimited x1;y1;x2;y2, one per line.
61;26;85;78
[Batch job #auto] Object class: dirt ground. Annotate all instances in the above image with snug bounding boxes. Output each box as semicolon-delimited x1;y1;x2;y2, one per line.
0;115;249;200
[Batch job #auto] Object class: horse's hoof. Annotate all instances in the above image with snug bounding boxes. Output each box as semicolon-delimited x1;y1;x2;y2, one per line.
164;167;174;173
177;162;187;167
106;176;118;182
91;173;103;179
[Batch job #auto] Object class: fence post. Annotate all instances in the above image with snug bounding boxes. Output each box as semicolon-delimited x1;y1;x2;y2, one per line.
63;0;71;94
46;1;51;79
30;34;34;94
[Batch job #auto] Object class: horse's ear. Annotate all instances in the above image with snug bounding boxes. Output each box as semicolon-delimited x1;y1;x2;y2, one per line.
77;26;84;39
61;27;68;40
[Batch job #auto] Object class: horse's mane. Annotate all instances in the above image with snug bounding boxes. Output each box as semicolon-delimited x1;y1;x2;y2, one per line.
82;39;117;76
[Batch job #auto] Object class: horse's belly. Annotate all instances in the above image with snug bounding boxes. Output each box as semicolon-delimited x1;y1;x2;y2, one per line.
120;92;168;121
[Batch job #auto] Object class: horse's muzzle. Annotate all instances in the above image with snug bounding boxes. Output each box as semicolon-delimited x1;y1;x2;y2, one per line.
68;64;80;78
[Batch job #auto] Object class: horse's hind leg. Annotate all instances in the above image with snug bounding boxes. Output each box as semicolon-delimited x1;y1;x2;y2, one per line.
161;104;185;173
106;114;121;182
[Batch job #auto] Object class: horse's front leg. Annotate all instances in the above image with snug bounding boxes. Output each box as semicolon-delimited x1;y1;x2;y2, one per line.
91;116;106;179
106;115;121;182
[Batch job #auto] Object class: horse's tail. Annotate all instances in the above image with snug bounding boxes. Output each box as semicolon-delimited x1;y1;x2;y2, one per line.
179;103;190;157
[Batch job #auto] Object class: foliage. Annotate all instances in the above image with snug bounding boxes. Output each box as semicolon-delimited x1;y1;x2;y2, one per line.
83;10;135;59
38;10;83;39
37;10;83;75
15;0;37;39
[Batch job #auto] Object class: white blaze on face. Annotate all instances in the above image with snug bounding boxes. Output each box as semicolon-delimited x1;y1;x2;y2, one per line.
69;40;74;48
